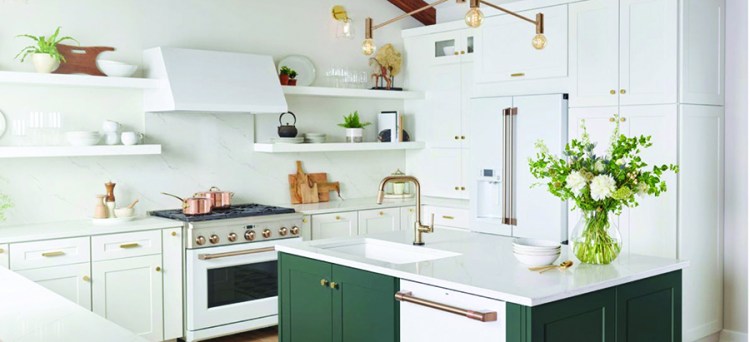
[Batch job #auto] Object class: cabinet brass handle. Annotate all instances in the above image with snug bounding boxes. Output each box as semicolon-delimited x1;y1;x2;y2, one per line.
409;208;415;213
460;50;466;55
321;279;330;287
454;136;459;140
610;89;616;95
460;187;466;191
119;243;140;249
155;266;161;272
454;51;459;56
83;275;90;282
171;231;177;237
379;211;385;216
454;186;459;190
609;117;616;122
460;136;466;140
335;216;341;221
442;215;455;220
329;282;339;289
510;72;525;77
42;251;65;257
303;218;308;223
620;117;627;122
395;291;497;322
620;89;626;94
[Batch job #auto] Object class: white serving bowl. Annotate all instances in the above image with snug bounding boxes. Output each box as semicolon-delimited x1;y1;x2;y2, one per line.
513;238;561;251
513;250;561;267
97;59;138;77
442;46;456;56
66;131;101;146
114;207;135;218
513;247;561;255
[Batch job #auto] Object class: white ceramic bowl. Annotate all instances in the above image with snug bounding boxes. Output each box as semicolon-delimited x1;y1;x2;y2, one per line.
442;46;456;56
66;131;101;146
513;238;561;250
513;248;561;256
513;250;561;266
97;60;138;77
114;207;135;218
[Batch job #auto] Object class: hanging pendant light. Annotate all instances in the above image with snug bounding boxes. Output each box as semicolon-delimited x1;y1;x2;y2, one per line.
464;0;484;28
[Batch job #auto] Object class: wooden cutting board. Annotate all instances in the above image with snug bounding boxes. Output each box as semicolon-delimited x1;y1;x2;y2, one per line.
288;161;341;204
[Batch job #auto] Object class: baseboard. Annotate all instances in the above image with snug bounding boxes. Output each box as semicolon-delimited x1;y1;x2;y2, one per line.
720;329;749;342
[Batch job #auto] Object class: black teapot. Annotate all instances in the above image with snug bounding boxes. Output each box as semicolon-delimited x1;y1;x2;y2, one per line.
278;111;298;138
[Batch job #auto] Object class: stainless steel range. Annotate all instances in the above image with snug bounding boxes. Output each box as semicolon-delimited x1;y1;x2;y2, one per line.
150;204;303;342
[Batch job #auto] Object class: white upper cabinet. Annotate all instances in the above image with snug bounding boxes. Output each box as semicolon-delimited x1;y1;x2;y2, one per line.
428;30;476;65
426;63;463;148
475;4;568;84
680;0;725;105
570;0;620;108
619;0;678;106
570;0;679;107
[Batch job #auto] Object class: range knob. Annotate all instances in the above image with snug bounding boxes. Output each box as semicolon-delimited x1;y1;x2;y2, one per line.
228;232;237;242
291;226;300;236
209;235;220;244
262;229;272;239
279;227;288;236
195;236;206;246
244;230;256;241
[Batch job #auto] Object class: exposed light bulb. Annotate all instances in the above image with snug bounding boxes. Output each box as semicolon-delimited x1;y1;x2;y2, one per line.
464;8;484;28
532;33;547;50
362;38;376;56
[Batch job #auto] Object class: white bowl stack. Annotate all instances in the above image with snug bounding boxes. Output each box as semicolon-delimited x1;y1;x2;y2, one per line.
512;238;561;267
303;133;326;144
65;131;101;146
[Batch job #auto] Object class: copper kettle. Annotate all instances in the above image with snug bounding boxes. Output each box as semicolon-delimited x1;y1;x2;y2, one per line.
278;112;298;138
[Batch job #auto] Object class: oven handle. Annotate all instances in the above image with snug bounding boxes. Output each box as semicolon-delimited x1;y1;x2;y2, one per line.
197;246;276;260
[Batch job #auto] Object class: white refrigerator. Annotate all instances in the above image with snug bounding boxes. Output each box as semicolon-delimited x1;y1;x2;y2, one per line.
468;94;568;242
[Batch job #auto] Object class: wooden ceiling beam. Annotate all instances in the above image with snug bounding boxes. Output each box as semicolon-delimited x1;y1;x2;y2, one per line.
386;0;437;26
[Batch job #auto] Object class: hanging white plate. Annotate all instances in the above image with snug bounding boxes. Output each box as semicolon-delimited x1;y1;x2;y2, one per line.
0;110;6;138
278;55;316;87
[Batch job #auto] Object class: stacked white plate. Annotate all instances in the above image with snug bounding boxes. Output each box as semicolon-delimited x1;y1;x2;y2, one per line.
66;131;101;146
512;238;561;266
303;133;326;144
271;137;304;144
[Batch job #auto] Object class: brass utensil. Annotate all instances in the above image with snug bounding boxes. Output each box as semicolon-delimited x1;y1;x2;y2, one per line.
127;199;139;209
529;260;574;273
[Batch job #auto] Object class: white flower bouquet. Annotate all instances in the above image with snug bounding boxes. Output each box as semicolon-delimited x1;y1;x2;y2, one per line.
529;116;678;264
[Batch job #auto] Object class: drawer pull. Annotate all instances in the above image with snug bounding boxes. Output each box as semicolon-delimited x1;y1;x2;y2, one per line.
171;231;177;237
155;266;161;272
119;243;140;249
395;291;497;322
510;72;525;77
41;251;65;257
198;246;275;260
321;279;330;287
83;275;90;282
442;215;455;220
379;211;385;216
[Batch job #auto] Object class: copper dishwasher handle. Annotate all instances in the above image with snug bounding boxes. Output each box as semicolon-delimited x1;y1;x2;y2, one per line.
395;291;497;322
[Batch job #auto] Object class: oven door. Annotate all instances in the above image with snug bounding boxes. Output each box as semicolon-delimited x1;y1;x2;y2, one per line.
186;239;298;331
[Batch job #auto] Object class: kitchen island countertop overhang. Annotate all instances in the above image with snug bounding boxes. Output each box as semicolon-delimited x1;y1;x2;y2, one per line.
275;229;688;307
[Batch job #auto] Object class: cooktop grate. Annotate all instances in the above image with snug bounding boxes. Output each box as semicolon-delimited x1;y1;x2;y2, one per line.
149;203;296;222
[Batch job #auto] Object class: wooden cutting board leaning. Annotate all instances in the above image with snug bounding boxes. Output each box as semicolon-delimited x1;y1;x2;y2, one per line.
288;160;341;204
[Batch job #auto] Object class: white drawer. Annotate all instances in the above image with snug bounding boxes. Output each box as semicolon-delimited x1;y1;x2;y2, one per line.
10;237;90;271
422;205;469;229
92;230;162;261
0;244;8;269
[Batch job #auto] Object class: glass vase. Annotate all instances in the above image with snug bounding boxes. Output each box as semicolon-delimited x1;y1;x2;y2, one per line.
571;210;622;265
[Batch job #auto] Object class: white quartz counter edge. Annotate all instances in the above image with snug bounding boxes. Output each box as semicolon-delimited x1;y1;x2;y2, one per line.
0;217;182;244
276;245;688;307
0;266;146;341
286;196;468;215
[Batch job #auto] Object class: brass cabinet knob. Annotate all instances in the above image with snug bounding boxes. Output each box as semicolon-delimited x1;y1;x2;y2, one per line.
454;136;459;140
262;229;272;239
279;227;288;236
302;218;308;223
620;89;626;94
460;187;466;191
244;230;256;241
453;51;459;55
195;236;206;246
320;279;330;287
335;216;341;221
290;226;300;235
460;136;466;140
171;231;177;237
379;211;384;216
460;50;466;55
454;186;460;190
610;89;616;95
609;117;616;122
228;232;237;242
155;266;161;272
0;248;4;254
329;282;339;289
409;208;414;213
620;117;627;122
83;275;90;282
209;235;220;244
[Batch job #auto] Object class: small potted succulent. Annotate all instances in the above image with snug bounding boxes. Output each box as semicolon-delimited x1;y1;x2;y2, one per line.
279;66;291;85
15;27;78;73
338;111;371;143
288;69;298;86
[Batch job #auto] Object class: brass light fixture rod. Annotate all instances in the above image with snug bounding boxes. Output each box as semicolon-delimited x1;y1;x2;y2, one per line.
366;0;452;39
478;0;544;33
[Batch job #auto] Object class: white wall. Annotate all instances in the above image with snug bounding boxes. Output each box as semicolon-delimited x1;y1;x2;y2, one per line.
723;0;748;339
0;0;421;225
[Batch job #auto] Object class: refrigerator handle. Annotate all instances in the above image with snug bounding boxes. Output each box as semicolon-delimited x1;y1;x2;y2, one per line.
509;107;518;226
502;108;510;225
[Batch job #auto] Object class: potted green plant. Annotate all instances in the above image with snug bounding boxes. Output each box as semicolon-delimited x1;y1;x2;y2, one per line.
338;111;371;143
15;27;78;74
279;66;291;85
288;69;298;86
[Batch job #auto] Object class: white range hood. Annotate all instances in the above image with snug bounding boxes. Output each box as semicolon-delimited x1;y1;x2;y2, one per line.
143;47;288;113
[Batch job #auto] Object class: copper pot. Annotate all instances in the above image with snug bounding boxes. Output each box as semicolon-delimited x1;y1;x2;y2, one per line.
195;186;234;209
161;192;211;215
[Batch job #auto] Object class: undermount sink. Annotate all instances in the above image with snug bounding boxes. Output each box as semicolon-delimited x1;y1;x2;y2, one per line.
317;238;461;265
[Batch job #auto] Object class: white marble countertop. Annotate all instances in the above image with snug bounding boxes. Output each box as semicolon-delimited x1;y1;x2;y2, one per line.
285;196;468;215
276;229;688;306
0;266;146;342
0;217;181;244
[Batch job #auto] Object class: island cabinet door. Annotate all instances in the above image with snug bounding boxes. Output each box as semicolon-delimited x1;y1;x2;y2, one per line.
507;288;616;342
279;253;334;342
331;264;399;342
616;271;682;341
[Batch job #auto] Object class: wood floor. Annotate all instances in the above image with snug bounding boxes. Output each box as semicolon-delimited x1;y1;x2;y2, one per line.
204;326;278;342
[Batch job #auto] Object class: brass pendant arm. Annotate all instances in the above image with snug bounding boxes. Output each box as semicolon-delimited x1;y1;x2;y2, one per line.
368;0;451;34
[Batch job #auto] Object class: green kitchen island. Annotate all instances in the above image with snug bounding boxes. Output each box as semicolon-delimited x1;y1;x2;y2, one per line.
277;230;686;342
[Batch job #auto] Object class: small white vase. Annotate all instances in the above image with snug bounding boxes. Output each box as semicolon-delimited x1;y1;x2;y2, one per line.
31;53;60;73
345;128;364;143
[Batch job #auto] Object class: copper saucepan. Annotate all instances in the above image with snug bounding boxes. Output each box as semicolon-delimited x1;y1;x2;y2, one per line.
195;186;234;209
161;192;212;215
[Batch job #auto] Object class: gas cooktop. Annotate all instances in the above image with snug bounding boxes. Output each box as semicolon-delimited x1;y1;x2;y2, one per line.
149;203;297;222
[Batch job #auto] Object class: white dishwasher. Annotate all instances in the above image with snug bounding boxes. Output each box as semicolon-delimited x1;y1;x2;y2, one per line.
398;280;506;341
